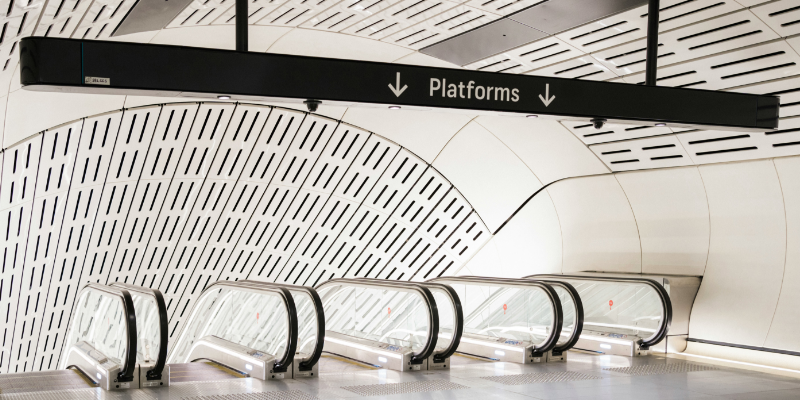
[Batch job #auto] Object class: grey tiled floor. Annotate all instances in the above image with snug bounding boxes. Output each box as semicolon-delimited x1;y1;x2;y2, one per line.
2;352;799;399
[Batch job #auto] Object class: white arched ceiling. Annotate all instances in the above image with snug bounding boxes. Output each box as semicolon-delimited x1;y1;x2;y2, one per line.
0;103;494;373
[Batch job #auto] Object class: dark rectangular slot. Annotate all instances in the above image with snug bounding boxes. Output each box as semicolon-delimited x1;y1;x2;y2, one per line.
696;146;757;155
688;134;749;145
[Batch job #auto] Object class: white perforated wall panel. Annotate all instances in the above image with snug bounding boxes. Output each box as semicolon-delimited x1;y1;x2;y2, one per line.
0;103;491;371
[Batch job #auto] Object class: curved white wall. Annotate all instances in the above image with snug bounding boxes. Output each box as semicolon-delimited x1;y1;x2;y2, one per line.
763;156;800;351
690;160;787;346
547;175;642;274
463;156;800;354
615;167;709;276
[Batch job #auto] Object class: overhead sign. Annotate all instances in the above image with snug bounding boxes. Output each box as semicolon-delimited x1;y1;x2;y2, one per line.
20;37;779;131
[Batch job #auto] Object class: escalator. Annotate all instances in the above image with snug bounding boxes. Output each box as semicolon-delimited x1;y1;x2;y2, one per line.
356;278;463;370
28;282;168;392
525;274;677;357
110;282;170;387
167;280;324;380
315;278;451;372
428;276;580;363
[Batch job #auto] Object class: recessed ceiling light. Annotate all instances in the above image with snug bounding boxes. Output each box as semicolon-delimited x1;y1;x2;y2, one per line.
389;106;401;110
655;123;666;126
217;95;231;100
526;114;538;118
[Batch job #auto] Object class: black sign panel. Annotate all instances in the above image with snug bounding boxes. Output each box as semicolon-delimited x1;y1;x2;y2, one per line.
20;37;779;131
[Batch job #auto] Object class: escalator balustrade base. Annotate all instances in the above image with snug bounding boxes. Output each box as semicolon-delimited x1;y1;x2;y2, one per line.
575;331;650;357
0;352;791;399
426;355;450;370
323;331;417;372
0;370;98;394
545;350;567;362
168;362;247;383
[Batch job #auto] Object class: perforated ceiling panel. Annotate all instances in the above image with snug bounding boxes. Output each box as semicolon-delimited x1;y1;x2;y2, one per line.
0;103;489;373
457;0;800;172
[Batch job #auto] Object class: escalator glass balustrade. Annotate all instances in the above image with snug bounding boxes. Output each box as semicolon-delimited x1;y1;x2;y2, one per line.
110;283;170;387
355;278;463;370
168;281;323;380
429;277;567;363
526;274;673;356
60;283;139;390
316;279;440;371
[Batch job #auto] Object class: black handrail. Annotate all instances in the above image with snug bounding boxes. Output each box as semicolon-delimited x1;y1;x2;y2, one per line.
356;278;463;363
172;281;298;373
111;283;169;380
523;279;583;353
525;274;673;348
429;276;564;355
242;281;324;372
72;283;138;383
315;278;439;365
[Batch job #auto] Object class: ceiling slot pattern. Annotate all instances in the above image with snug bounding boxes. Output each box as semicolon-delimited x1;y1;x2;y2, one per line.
341;0;460;40
554;0;745;53
382;5;499;49
464;37;583;74
619;41;800;89
300;0;408;32
71;0;137;40
34;0;94;38
590;116;800;171
461;0;543;16
751;0;800;38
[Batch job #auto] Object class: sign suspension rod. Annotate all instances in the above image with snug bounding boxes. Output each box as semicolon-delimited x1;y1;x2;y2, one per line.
236;0;248;52
645;0;660;86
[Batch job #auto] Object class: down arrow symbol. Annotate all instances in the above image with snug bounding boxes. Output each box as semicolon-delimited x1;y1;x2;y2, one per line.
388;72;408;97
539;84;555;107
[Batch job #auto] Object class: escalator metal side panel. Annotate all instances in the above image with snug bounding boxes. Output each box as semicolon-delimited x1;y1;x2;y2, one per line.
186;335;284;380
64;341;141;390
323;331;420;372
457;334;543;364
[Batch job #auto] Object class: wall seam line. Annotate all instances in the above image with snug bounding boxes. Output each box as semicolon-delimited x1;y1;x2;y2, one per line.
613;173;644;274
695;165;712;276
762;157;790;348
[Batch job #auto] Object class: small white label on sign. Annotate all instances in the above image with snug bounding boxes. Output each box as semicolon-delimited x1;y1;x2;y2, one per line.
142;381;161;387
296;372;310;377
118;382;130;389
85;76;110;85
410;365;421;371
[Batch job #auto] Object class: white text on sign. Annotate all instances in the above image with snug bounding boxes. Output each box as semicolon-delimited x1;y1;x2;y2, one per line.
430;78;519;102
